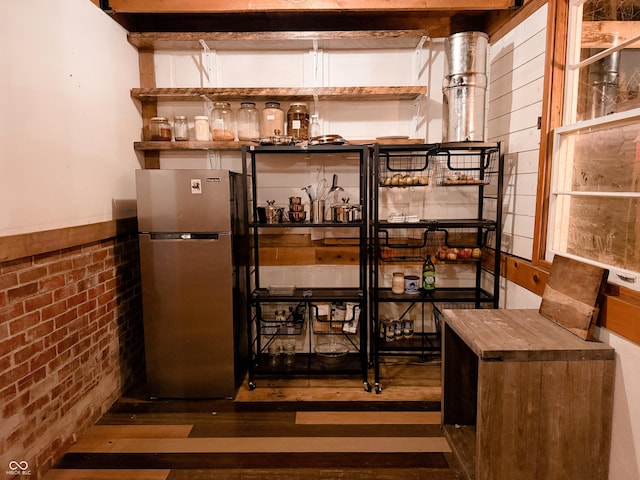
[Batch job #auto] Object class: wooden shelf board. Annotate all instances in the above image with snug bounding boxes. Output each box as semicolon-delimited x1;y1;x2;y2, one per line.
127;30;431;51
130;86;427;102
134;138;425;151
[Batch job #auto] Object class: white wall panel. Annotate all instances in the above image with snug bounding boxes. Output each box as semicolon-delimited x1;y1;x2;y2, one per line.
488;4;547;263
0;0;140;236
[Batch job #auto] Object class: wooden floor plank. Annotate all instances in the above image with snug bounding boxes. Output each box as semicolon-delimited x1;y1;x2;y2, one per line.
70;436;451;453
56;452;450;470
84;425;193;438
166;468;462;480
295;411;442;425
234;385;441;402
43;469;170;480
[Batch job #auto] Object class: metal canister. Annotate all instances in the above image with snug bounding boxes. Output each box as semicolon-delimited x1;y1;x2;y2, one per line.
445;31;488;75
443;31;489;142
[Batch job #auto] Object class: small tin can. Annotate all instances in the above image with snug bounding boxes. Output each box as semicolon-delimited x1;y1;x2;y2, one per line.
393;320;403;339
382;320;395;342
403;319;414;338
404;275;420;294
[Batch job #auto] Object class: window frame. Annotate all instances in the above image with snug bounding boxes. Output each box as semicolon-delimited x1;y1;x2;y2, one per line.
535;0;640;289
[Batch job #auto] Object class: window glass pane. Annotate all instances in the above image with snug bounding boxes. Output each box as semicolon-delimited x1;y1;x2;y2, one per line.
556;118;640;193
552;195;640;271
574;0;640;122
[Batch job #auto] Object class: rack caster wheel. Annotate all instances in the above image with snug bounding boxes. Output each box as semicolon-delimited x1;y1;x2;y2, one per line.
375;384;382;394
248;381;257;391
363;381;372;392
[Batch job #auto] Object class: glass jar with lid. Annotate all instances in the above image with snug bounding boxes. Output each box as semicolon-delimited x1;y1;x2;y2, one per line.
260;101;285;137
236;102;260;141
211;102;235;141
194;116;210;141
149;117;172;141
287;102;309;140
173;115;188;141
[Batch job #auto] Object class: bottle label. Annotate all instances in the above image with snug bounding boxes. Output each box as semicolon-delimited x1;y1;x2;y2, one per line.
423;273;435;290
292;120;301;129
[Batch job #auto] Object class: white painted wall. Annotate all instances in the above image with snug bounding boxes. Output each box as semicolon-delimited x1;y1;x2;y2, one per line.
488;6;640;479
487;5;547;264
0;0;140;237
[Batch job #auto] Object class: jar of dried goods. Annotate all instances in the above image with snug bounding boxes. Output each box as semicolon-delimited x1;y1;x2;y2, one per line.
236;102;260;140
287;102;309;140
149;117;172;141
261;101;285;137
194;116;210;141
211;102;235;141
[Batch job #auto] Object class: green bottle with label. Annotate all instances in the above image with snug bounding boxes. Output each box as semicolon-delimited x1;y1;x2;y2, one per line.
422;254;436;293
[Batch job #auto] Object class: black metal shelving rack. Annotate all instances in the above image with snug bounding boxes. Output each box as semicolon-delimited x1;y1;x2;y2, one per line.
242;144;371;392
369;142;504;393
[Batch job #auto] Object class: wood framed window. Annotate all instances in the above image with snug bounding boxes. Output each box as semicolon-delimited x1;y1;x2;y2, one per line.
543;0;640;290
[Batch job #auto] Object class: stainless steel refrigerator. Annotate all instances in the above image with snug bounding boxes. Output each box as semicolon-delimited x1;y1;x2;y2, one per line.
135;169;248;398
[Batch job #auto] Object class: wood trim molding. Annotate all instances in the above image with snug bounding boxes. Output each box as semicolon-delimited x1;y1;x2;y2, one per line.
0;218;138;264
486;0;547;42
97;0;519;13
532;0;568;265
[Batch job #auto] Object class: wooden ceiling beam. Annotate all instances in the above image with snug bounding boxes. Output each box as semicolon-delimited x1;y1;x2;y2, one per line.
98;0;518;13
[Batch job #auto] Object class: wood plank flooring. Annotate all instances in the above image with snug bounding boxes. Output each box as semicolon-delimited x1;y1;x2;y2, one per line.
46;362;464;480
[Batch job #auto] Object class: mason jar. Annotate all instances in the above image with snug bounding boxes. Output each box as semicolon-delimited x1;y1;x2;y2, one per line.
261;101;284;137
149;117;172;141
287;102;309;140
211;102;235;141
194;115;210;141
173;115;188;141
236;101;260;141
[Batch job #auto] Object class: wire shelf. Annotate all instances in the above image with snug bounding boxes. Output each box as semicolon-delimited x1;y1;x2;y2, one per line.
377;150;431;188
431;146;499;186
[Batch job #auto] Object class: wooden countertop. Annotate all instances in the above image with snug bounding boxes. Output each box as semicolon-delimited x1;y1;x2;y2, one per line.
442;308;615;362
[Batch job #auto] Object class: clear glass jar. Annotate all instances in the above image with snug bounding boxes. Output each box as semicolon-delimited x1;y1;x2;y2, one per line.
236;102;260;141
194;115;210;141
149;117;172;141
392;272;405;294
261;101;285;137
211;102;235;141
287;102;309;140
173;115;188;141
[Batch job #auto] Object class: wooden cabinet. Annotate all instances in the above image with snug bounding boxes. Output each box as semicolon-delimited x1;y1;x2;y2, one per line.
442;308;615;480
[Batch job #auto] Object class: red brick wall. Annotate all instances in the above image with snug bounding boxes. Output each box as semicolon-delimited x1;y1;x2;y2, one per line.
0;233;143;479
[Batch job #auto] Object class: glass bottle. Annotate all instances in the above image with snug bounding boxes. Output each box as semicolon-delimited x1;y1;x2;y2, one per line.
309;113;322;139
261;101;285;137
194;115;210;141
287;102;309;140
211;102;235;141
149;117;172;141
422;254;436;293
173;115;188;141
236;101;260;141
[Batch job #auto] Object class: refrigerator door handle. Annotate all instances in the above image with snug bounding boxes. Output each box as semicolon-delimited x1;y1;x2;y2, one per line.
150;233;227;240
